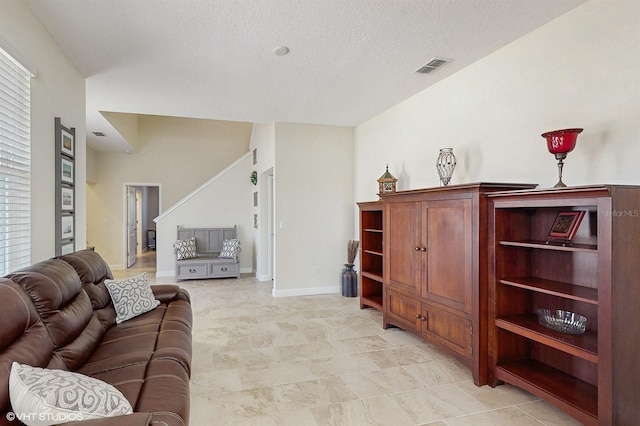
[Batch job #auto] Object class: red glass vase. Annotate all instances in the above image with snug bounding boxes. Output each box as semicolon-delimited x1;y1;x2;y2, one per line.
541;128;583;188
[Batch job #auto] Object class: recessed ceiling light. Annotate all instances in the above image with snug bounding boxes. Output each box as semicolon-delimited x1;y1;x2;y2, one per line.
273;46;290;56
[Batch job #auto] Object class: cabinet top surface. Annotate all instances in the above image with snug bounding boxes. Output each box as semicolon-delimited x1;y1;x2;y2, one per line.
487;184;640;199
357;201;383;208
378;182;537;199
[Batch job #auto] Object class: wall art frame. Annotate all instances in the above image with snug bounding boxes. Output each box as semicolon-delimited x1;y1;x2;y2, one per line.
61;215;74;239
55;117;76;256
61;186;74;211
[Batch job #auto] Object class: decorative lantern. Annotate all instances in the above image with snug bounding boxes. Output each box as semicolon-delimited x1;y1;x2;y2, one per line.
541;128;583;188
377;165;397;198
436;148;456;186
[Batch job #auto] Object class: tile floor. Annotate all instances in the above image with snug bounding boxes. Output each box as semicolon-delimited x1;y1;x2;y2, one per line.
114;256;582;425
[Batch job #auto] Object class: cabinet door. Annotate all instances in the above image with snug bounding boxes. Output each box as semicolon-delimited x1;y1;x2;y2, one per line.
423;198;472;314
422;303;472;357
385;288;422;333
385;202;421;294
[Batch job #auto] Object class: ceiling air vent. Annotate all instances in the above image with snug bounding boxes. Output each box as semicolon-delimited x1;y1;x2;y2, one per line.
414;57;451;74
92;131;106;137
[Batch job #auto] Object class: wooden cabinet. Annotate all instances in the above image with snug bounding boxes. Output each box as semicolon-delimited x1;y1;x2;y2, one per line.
487;185;640;425
358;202;384;311
380;183;535;385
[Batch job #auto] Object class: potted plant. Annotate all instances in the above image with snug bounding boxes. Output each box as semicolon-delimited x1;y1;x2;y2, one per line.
342;240;359;297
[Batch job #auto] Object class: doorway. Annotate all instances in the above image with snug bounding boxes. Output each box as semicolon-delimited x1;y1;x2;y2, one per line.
125;184;161;269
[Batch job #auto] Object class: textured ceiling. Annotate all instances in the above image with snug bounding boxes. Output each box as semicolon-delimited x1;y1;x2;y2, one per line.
25;0;586;151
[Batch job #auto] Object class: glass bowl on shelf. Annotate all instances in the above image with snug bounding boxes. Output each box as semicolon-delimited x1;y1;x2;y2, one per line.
537;308;587;335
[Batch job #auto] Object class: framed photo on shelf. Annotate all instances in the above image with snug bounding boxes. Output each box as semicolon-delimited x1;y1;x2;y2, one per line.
61;186;74;211
61;158;74;184
547;210;586;242
60;126;74;158
61;215;74;240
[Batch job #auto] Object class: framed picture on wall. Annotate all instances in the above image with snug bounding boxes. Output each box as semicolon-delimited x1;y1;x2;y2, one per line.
61;215;74;240
55;117;77;257
61;186;74;211
61;158;74;184
60;126;74;158
61;241;75;255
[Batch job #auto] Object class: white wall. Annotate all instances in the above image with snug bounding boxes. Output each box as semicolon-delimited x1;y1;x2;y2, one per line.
86;147;97;184
249;123;276;280
274;123;354;296
0;1;86;264
154;153;254;276
86;115;251;267
355;0;640;202
250;123;276;175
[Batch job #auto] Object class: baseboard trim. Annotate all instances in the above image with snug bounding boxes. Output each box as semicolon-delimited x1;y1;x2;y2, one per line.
156;268;250;278
272;285;340;298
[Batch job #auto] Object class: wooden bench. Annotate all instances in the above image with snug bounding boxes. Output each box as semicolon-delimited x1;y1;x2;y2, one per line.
175;226;240;280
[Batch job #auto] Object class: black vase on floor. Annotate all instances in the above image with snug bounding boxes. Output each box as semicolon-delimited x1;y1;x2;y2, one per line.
341;263;358;297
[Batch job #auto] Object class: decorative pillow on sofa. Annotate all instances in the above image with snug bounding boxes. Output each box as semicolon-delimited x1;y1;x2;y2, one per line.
104;272;160;324
219;238;240;259
174;237;197;260
9;362;133;426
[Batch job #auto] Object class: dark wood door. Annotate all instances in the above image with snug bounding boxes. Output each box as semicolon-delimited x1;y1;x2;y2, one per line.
386;202;421;294
384;288;422;332
421;303;473;357
423;198;473;314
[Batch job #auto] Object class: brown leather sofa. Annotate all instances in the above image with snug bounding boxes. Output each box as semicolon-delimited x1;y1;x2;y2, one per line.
0;249;192;425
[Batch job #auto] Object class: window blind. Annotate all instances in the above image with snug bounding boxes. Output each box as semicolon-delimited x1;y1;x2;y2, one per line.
0;46;31;275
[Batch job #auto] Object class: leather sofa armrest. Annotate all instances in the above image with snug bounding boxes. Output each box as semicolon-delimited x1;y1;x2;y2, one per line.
64;412;152;426
151;285;191;304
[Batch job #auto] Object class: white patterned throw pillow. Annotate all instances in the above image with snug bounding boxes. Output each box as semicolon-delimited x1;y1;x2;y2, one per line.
174;237;197;260
9;362;133;426
104;272;160;324
219;238;240;259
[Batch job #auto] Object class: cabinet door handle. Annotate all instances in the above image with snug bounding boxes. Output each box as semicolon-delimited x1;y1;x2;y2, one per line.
421;247;427;252
189;268;196;273
420;316;427;321
221;267;228;271
415;246;421;251
415;314;421;319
